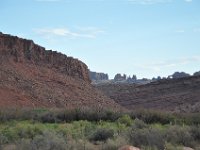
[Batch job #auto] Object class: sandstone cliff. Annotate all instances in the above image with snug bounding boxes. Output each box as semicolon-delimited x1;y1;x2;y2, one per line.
0;33;90;82
0;32;122;110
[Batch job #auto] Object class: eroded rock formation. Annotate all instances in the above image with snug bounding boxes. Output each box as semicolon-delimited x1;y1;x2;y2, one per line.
0;33;90;82
0;33;122;110
89;71;109;81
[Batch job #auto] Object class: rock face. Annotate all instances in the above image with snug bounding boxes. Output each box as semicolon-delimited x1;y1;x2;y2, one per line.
96;76;200;112
89;71;109;81
0;33;122;110
0;33;90;82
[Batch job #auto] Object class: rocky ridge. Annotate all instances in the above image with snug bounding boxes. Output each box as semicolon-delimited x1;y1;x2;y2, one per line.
96;75;200;112
0;32;122;110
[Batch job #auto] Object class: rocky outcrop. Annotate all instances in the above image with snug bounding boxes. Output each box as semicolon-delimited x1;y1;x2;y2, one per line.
169;72;190;79
193;71;200;76
0;33;90;82
96;76;200;112
114;74;127;81
0;32;123;110
89;71;109;81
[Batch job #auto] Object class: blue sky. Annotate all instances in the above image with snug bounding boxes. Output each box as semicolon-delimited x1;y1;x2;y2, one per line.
0;0;200;79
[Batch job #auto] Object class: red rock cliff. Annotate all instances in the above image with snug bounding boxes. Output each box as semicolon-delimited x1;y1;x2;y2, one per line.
0;32;90;82
0;32;123;110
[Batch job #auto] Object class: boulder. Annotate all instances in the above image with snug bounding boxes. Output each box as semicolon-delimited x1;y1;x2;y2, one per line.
118;145;140;150
183;147;194;150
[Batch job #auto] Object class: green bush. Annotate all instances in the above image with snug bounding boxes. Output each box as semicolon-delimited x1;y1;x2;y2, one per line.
104;136;128;150
89;128;114;142
16;131;67;150
165;126;194;147
129;119;165;149
164;143;183;150
130;110;174;125
132;119;148;129
190;126;200;141
117;114;133;126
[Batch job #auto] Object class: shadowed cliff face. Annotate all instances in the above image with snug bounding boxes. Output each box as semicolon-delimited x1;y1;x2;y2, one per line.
0;33;122;110
96;76;200;113
0;33;90;82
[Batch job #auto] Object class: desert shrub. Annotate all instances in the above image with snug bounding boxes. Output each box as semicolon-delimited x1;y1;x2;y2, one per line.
16;131;67;150
40;112;57;123
164;143;183;150
16;125;43;139
65;139;97;150
180;113;200;125
130;110;174;125
130;128;164;149
190;126;200;141
0;133;8;145
141;146;158;150
129;120;165;149
104;136;129;150
117;114;133;126
1;127;19;142
165;126;194;147
89;128;114;142
56;108;122;123
132;119;148;129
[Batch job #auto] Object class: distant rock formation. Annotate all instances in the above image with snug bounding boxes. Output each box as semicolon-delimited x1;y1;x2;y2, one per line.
169;72;190;79
114;74;127;81
89;71;109;81
193;71;200;76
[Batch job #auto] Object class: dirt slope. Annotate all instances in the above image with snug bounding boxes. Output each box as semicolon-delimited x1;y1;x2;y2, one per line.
96;76;200;112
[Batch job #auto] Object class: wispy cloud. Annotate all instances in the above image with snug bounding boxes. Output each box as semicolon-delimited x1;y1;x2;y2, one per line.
184;0;192;2
175;29;185;33
34;27;105;39
128;0;192;5
35;0;62;2
134;56;200;71
128;0;172;5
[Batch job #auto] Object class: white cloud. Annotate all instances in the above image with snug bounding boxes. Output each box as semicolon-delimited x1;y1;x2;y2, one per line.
34;27;105;39
184;0;192;2
175;29;185;33
128;0;172;5
134;56;200;71
35;0;62;2
128;0;192;5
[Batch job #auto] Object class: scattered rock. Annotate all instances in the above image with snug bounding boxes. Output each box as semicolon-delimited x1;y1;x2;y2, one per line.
118;145;140;150
183;147;194;150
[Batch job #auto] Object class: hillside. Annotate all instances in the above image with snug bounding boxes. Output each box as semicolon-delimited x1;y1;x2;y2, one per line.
95;76;200;112
0;32;122;110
